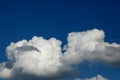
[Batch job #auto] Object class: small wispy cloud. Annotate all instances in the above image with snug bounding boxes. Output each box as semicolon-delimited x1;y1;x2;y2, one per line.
75;74;108;80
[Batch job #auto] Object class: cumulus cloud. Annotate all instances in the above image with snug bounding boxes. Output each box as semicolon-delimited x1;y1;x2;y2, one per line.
64;29;120;65
75;74;108;80
0;29;120;80
0;36;76;80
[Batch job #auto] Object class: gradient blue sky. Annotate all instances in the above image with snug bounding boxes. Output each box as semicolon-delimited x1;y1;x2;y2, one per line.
0;0;120;80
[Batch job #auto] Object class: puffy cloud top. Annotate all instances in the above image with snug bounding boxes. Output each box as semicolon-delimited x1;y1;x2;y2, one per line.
75;74;108;80
0;36;74;80
0;29;120;80
64;29;120;65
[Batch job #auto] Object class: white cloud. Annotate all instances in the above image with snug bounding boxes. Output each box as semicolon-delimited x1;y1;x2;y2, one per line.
0;63;11;78
75;74;108;80
0;36;75;80
0;29;120;80
64;29;120;65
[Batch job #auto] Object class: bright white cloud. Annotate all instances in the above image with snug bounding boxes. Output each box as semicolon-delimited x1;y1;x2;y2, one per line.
0;29;120;80
75;74;108;80
0;36;75;80
64;29;120;65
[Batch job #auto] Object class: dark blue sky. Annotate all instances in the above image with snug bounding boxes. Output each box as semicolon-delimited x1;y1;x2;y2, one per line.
0;0;120;80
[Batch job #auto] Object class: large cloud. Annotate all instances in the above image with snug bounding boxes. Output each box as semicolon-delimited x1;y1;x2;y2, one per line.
64;29;120;65
0;36;76;80
0;29;120;80
75;74;108;80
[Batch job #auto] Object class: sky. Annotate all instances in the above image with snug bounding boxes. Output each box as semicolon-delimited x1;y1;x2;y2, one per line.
0;0;120;80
